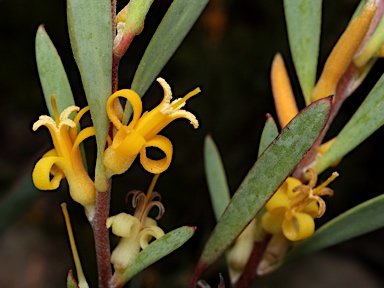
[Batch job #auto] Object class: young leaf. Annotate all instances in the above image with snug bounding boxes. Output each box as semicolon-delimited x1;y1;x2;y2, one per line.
315;73;384;174
258;114;279;157
114;226;196;286
123;0;209;124
35;25;75;116
285;193;384;262
67;0;112;189
204;135;231;221
283;0;321;105
191;98;332;286
67;270;79;288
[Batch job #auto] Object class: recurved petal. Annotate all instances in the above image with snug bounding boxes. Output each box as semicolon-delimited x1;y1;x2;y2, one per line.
261;211;285;235
32;156;71;190
282;212;315;241
107;213;141;238
139;135;173;174
138;224;165;249
107;89;143;130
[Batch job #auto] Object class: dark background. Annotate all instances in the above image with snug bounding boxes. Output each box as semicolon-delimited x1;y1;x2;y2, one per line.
0;0;383;287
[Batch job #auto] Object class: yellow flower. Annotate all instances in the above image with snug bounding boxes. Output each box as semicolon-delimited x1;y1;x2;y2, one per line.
107;189;165;278
261;169;338;241
103;77;200;177
32;96;96;211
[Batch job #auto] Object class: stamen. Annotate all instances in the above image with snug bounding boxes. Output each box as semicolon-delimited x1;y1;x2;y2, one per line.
313;172;339;195
145;173;160;204
51;95;60;127
61;203;88;288
306;168;317;188
170;87;201;110
127;190;146;219
143;201;165;220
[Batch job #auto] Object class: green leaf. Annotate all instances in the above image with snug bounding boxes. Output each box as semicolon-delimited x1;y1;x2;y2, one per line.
0;168;41;236
285;193;384;262
191;98;332;285
315;73;384;174
67;0;112;189
119;226;195;284
123;0;209;124
283;0;321;105
258;115;279;157
35;25;75;116
204;135;231;221
67;270;79;288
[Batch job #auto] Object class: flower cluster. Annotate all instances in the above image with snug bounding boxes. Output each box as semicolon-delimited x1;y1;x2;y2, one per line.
107;184;165;278
261;169;338;241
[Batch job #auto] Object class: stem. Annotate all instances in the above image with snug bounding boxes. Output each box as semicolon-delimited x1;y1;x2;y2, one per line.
91;186;113;288
233;236;270;288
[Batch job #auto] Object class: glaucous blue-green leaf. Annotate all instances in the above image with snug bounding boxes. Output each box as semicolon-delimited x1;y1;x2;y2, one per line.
204;135;231;221
119;226;195;284
123;0;209;124
283;0;321;105
191;98;332;285
285;193;384;261
258;115;279;157
36;25;89;171
315;73;384;174
35;25;75;116
67;0;112;189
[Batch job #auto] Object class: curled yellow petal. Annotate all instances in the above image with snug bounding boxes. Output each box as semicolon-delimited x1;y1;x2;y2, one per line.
271;53;299;128
138;225;164;249
32;156;71;190
139;135;173;174
261;211;285;235
265;190;290;212
107;213;141;238
106;89;143;131
114;129;146;158
311;2;376;102
282;212;315;241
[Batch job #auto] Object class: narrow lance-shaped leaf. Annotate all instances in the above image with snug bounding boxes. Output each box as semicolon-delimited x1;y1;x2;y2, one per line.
315;73;384;174
191;98;332;286
123;0;209;124
67;0;112;190
35;25;75;116
283;0;321;105
285;193;384;262
113;226;196;286
204;135;231;221
36;25;89;170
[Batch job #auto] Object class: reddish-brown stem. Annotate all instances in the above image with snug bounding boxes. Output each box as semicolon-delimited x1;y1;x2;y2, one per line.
293;62;361;180
89;3;116;288
233;236;271;288
91;186;113;288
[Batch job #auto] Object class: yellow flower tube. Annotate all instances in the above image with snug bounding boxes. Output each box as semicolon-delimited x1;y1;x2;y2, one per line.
270;53;299;128
32;96;96;212
311;2;376;102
